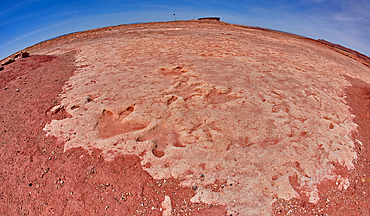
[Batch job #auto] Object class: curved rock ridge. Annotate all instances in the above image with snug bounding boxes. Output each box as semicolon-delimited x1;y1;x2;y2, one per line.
37;21;370;215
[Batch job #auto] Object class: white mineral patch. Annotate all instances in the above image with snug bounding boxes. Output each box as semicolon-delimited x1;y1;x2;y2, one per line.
41;22;369;215
162;195;172;216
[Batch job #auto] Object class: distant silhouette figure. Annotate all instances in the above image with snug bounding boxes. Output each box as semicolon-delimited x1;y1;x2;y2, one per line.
173;14;176;21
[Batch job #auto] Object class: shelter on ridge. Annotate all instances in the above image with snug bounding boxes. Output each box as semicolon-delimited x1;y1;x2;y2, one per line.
198;17;220;21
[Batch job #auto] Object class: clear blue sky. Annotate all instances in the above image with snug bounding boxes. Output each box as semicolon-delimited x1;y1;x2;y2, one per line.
1;0;369;60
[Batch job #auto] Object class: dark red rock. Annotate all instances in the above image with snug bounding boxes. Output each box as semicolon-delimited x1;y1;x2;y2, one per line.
21;52;29;58
2;58;14;66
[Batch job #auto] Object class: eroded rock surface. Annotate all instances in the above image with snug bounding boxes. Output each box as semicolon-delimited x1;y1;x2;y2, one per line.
32;21;370;215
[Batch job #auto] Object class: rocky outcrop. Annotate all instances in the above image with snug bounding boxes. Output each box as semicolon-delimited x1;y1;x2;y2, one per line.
1;57;15;66
37;21;369;215
1;52;29;66
2;20;370;216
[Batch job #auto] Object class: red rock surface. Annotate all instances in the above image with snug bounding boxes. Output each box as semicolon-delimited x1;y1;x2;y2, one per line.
318;39;370;68
1;20;370;215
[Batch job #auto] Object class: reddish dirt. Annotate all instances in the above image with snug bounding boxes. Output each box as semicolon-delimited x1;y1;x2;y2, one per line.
0;53;225;215
272;76;370;215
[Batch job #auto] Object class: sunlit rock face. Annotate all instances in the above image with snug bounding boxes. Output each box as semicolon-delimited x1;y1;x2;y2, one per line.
38;21;370;215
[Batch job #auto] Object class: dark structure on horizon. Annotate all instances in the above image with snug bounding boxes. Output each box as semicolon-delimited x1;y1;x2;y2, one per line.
198;17;220;21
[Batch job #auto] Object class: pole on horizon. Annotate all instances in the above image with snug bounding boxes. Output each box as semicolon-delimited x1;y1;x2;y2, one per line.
173;14;176;21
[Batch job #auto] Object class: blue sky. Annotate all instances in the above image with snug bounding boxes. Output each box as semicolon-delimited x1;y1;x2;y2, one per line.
1;0;370;60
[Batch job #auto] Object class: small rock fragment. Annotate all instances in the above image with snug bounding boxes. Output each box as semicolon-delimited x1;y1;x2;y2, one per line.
162;195;172;216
